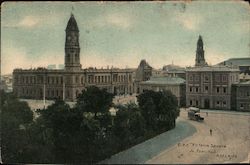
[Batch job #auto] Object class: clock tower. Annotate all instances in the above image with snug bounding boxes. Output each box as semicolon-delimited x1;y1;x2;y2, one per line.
65;14;81;70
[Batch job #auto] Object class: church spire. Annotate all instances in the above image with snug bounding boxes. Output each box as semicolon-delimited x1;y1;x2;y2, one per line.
195;35;207;67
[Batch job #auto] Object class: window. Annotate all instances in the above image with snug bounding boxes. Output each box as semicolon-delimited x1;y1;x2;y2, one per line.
215;75;220;82
196;87;199;92
190;100;192;105
222;75;227;82
189;75;193;81
240;103;244;109
190;87;192;92
223;87;227;93
217;101;220;105
204;75;209;81
217;87;220;93
223;101;226;107
196;100;198;106
195;76;199;81
205;86;208;91
76;76;78;84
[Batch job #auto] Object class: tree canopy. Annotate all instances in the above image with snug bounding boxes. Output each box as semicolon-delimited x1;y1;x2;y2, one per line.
137;90;179;132
75;86;114;116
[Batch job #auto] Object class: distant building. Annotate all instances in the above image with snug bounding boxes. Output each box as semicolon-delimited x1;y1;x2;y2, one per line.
47;64;56;69
239;73;250;82
134;59;153;93
139;76;186;106
13;14;134;101
0;80;8;92
216;58;250;74
231;81;250;111
162;64;186;79
186;35;240;110
0;74;13;92
58;64;65;69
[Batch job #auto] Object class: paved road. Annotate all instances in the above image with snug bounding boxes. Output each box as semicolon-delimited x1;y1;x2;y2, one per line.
147;110;250;164
100;119;196;164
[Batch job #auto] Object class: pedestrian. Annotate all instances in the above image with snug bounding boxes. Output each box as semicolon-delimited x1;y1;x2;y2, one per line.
206;112;208;116
210;129;212;136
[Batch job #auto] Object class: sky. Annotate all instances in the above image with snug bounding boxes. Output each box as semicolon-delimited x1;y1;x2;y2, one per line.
1;1;249;74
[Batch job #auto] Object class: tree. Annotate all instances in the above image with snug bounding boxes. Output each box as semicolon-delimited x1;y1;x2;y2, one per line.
35;99;83;163
1;90;34;163
113;103;146;150
137;90;179;133
33;98;114;163
75;86;114;117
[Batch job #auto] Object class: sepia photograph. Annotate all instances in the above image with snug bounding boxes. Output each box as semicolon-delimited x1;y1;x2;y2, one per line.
1;1;249;164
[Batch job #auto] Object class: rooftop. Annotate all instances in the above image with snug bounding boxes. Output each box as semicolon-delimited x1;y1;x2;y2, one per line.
233;80;250;86
140;76;185;85
216;58;250;66
186;65;239;72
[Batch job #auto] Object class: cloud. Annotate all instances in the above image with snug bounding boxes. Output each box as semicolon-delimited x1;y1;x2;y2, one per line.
174;13;202;31
105;13;131;29
1;46;64;74
2;47;30;74
205;49;229;65
3;13;62;29
88;12;133;30
18;16;40;28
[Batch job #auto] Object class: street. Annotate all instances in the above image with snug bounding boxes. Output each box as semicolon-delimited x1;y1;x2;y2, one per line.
146;109;250;164
101;109;250;164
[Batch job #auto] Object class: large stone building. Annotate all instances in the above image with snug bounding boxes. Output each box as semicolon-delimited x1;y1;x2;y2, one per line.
186;36;240;110
231;81;250;111
13;14;134;101
139;76;186;106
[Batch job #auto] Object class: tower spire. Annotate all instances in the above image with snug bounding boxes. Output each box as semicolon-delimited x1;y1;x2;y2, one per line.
195;35;207;67
71;6;74;15
65;13;81;70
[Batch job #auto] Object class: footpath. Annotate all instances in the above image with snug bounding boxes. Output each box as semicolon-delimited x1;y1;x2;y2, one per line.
100;118;196;164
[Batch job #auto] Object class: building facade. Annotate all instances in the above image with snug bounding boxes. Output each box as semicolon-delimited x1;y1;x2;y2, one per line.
186;36;240;110
139;76;186;106
13;14;134;101
231;81;250;111
186;66;239;110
